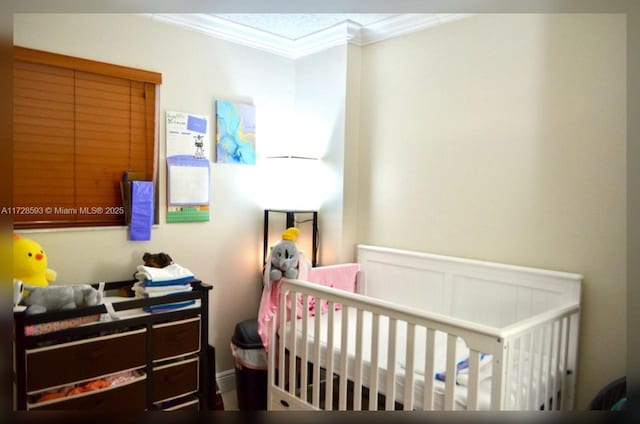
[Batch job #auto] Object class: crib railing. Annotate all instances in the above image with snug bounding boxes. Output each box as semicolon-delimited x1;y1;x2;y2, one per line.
500;306;580;410
267;278;580;411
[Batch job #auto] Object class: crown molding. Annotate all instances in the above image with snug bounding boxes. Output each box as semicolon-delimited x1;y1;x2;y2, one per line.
150;14;298;58
147;13;470;59
357;13;471;46
291;20;362;59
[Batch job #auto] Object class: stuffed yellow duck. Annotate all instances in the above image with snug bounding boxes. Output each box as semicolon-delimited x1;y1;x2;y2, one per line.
13;234;57;287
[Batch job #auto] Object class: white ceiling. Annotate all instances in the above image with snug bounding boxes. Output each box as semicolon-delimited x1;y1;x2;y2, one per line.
149;13;469;59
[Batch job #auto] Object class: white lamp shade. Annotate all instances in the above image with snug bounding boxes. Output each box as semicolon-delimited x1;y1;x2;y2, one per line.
256;156;331;210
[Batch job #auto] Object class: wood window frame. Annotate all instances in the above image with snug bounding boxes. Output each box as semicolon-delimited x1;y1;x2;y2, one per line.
13;46;161;229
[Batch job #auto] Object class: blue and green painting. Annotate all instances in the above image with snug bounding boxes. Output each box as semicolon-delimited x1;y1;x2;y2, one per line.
215;99;256;165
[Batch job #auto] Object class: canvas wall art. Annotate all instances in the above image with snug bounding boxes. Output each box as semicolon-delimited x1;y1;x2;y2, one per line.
215;99;256;165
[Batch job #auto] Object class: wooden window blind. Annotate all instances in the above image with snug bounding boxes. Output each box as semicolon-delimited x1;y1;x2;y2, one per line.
13;47;161;229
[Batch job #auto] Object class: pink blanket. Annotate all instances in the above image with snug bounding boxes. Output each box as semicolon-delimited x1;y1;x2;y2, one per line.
302;263;360;315
257;261;360;351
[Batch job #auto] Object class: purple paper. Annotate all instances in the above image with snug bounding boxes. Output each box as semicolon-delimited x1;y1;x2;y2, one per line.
187;115;207;134
129;180;154;241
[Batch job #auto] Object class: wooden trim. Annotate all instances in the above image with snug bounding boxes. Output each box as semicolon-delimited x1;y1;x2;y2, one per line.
150;83;160;225
14;46;162;84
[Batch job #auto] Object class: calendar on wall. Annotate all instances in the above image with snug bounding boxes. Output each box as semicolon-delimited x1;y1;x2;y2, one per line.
165;110;210;223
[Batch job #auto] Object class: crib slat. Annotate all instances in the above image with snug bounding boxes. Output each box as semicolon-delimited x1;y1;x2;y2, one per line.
369;313;380;411
385;318;398;410
560;316;571;410
353;309;364;410
339;306;350;410
516;334;526;409
443;334;457;410
278;288;287;391
553;319;563;410
422;328;435;410
288;290;298;395
546;322;554;410
490;339;506;410
312;296;322;408
466;349;481;410
300;294;310;402
526;330;535;410
501;334;516;409
543;323;552;410
268;290;277;408
566;312;580;410
550;321;559;410
520;332;531;410
515;333;530;410
533;325;544;410
403;323;416;410
508;336;517;409
325;302;335;410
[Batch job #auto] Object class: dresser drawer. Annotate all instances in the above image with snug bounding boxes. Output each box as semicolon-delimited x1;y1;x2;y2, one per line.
28;376;146;411
160;398;200;411
152;317;200;361
26;329;146;392
152;357;199;403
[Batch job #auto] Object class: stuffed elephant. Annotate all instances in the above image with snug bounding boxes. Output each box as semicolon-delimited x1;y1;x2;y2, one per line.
269;227;301;281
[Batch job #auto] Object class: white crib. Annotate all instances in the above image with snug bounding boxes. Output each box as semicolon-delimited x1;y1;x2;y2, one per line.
267;245;582;411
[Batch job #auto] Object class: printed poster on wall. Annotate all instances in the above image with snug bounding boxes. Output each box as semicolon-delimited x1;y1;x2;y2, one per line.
165;110;211;223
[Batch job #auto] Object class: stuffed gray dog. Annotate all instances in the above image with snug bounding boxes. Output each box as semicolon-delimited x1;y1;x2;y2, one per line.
22;284;102;315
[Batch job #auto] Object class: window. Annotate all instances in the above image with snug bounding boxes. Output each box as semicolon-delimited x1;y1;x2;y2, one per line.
12;46;161;229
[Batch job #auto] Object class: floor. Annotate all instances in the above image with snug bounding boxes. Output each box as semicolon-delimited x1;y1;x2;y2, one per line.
221;389;239;411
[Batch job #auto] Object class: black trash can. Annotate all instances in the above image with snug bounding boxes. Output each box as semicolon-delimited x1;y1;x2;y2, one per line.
230;318;267;410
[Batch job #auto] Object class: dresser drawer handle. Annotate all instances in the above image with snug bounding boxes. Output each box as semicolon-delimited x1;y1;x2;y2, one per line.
76;348;106;361
165;368;187;383
171;330;190;340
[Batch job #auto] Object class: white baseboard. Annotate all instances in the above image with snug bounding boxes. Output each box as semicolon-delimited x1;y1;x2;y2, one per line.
216;368;236;393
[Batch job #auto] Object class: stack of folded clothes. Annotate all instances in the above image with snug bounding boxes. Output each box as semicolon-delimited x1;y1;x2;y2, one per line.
133;263;196;313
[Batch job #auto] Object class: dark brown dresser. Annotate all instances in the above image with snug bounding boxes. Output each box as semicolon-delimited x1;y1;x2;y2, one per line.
13;279;212;411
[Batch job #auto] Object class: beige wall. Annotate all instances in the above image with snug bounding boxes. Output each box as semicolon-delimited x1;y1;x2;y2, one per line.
293;45;351;265
13;13;297;373
356;14;626;408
